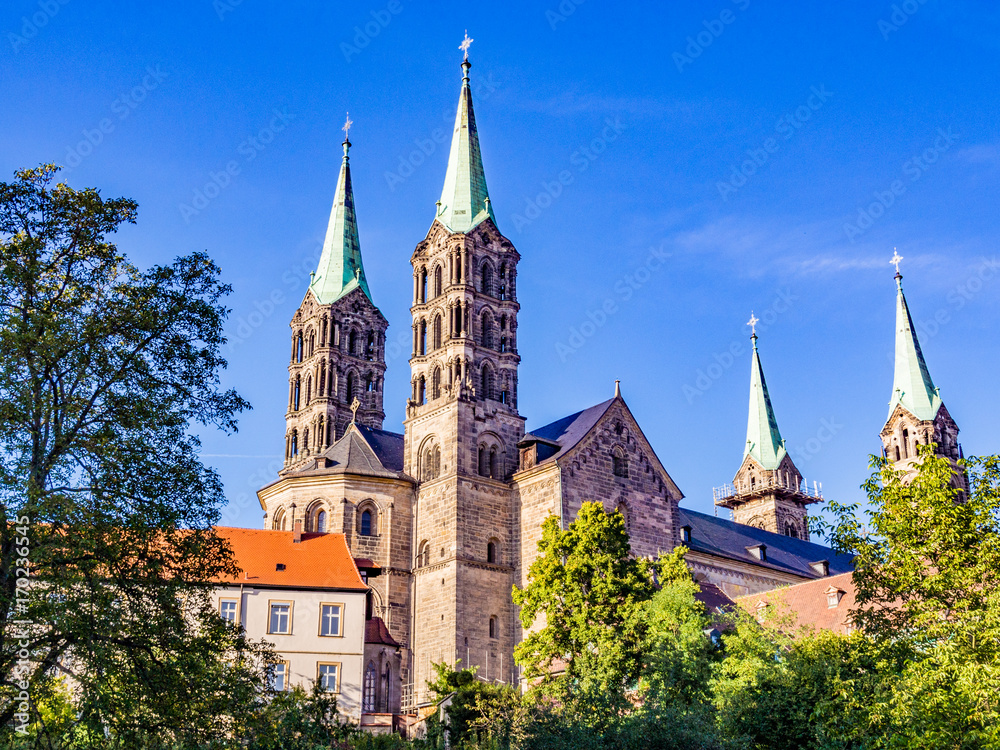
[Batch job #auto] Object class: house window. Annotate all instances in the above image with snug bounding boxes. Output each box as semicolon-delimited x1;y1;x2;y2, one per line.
269;662;289;691
318;663;340;692
320;604;343;637
363;661;377;713
268;602;292;634
219;599;238;623
489;615;498;639
360;509;373;536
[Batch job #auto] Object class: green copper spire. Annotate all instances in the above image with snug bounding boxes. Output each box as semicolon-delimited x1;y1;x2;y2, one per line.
744;324;787;471
310;119;373;305
435;46;496;234
888;268;941;421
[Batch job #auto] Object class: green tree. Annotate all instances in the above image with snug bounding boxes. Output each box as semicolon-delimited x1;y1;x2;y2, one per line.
512;502;655;708
821;449;1000;748
424;662;522;750
0;165;273;746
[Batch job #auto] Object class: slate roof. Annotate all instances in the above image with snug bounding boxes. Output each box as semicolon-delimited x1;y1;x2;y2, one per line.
679;508;853;579
215;527;368;591
280;424;406;480
521;398;615;465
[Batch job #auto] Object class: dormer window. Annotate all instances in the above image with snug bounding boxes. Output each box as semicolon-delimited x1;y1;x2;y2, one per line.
810;560;830;577
825;586;845;608
746;544;767;562
680;525;692;544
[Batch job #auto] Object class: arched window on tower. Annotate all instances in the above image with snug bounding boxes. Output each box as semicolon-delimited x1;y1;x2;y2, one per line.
489;616;498;640
432;315;442;350
487;539;499;564
489;446;498;479
431;367;441;400
293;377;301;411
318;362;326;396
416;540;430;568
480;366;493;401
306;376;312;405
784;522;798;539
419;268;428;303
433;265;443;297
478;445;488;477
498;264;507;300
346;372;356;403
481;312;493;349
296;333;303;363
366;332;375;361
272;508;286;531
481;262;493;296
902;429;910;458
290;430;298;456
348;330;358;356
416;376;426;405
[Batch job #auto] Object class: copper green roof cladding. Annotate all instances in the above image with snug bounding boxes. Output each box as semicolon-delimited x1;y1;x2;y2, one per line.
309;139;372;305
435;59;496;234
744;336;787;470
888;274;942;421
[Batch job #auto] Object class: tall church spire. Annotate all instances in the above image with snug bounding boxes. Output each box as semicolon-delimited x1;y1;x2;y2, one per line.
745;330;787;471
435;43;496;234
888;269;941;421
310;120;373;305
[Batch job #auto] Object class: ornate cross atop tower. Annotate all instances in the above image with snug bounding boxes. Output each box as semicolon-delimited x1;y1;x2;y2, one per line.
747;311;759;337
342;112;353;141
890;248;904;275
459;31;473;59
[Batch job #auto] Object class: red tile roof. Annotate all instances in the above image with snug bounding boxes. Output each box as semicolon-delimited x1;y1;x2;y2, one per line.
365;616;400;647
214;528;368;591
736;571;858;633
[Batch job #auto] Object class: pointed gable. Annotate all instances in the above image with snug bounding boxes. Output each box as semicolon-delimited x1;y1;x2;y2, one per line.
435;57;496;234
310;138;374;305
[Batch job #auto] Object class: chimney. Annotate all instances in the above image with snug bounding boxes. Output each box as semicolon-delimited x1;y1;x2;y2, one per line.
293;518;303;543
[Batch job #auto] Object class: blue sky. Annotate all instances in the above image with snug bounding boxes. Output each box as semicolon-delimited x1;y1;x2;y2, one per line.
3;1;998;532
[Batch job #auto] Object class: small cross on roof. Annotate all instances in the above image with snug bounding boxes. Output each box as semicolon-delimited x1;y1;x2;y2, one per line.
459;31;473;59
890;248;904;274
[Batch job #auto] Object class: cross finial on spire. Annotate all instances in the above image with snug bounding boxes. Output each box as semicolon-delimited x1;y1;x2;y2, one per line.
342;112;353;140
890;248;903;275
459;30;473;60
747;311;759;337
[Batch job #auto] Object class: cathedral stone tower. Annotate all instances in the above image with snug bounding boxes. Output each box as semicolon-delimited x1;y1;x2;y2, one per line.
879;256;965;488
284;133;388;470
404;50;524;694
714;327;820;540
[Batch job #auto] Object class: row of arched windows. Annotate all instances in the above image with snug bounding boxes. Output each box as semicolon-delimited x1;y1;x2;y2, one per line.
289;368;381;411
413;309;514;357
292;324;380;363
479;260;514;301
478;442;503;479
270;501;380;536
411;362;513;406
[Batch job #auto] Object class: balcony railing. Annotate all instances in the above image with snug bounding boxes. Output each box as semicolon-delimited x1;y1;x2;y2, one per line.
713;473;823;505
